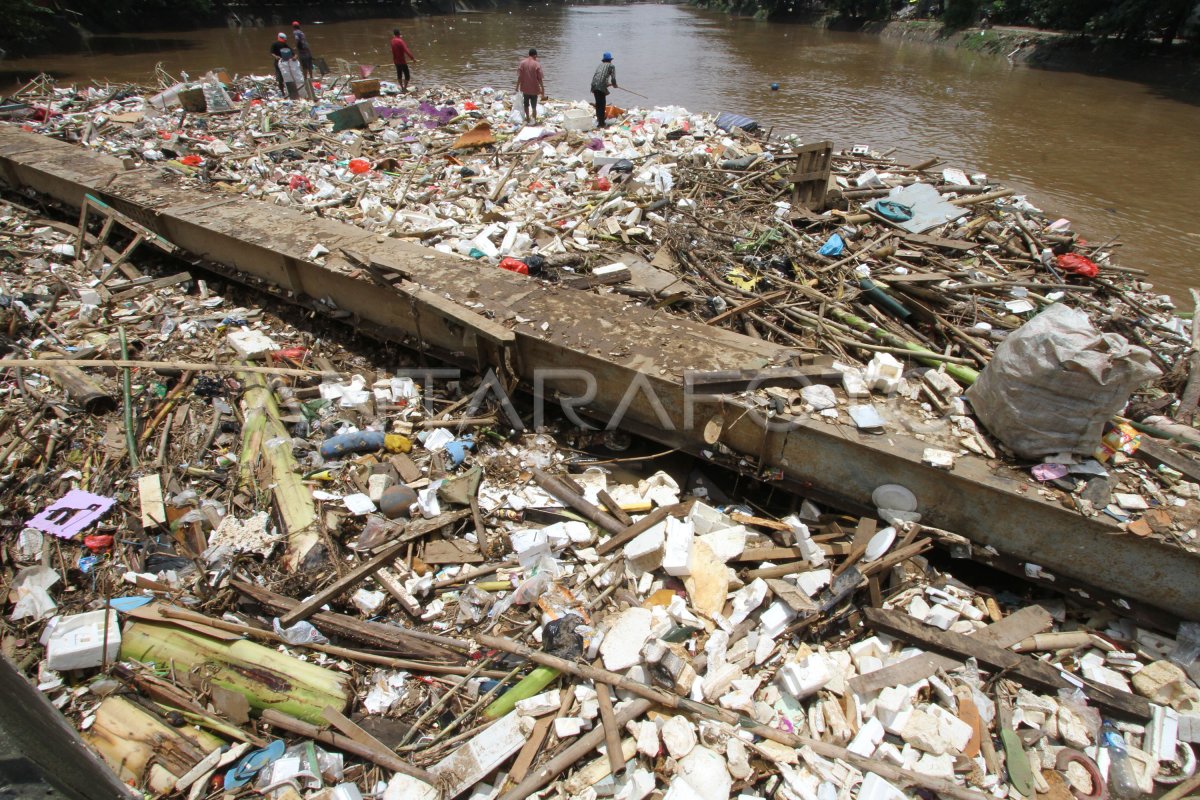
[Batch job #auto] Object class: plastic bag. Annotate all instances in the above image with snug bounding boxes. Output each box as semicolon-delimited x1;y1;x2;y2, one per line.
965;304;1160;459
1056;253;1100;278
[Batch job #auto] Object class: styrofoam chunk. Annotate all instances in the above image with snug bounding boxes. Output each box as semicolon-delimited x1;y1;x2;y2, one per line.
599;607;655;671
663;715;697;759
662;517;695;577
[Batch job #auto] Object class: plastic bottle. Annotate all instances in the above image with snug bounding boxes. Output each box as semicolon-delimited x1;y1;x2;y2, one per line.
1101;722;1142;800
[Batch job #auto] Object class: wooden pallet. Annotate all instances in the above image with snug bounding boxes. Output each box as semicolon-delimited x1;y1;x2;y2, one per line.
787;140;834;211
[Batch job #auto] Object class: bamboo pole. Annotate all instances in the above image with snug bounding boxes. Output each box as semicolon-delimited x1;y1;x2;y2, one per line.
239;369;319;570
118;327;139;468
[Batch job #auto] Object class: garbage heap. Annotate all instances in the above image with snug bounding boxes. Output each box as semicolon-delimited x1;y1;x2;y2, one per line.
11;72;1200;531
1;72;1199;800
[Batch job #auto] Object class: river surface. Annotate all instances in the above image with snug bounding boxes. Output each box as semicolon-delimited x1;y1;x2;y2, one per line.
6;5;1200;300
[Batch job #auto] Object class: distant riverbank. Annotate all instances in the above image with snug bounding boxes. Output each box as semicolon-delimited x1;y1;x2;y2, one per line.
870;19;1200;98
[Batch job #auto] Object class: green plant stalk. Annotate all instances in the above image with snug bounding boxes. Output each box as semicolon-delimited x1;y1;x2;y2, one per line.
120;621;350;725
482;665;560;719
118;326;139;468
829;308;980;385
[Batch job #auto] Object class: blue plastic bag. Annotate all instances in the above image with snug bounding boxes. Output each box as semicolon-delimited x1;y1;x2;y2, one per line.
819;233;844;257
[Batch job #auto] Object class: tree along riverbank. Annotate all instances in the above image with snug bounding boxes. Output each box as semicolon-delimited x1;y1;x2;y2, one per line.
0;0;470;59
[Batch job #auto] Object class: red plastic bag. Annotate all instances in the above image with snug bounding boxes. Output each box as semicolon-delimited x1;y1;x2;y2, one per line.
179;154;204;167
1056;253;1099;278
269;346;309;363
84;534;114;553
288;174;311;192
590;176;611;191
463;101;478;111
498;257;529;275
348;158;371;174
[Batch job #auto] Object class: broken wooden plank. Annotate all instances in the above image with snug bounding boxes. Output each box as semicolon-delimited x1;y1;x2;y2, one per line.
106;271;192;304
863;607;1151;719
849;604;1054;695
278;538;410;627
321;705;396;762
901;233;977;252
137;474;166;529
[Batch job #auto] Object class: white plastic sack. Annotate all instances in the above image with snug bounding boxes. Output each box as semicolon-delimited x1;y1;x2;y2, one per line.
965;303;1159;459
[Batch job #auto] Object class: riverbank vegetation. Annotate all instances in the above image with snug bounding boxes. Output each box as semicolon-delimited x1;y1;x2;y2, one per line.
698;0;1200;48
0;0;449;58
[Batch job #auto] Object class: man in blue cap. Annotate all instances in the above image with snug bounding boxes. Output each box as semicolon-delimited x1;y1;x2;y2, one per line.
590;52;617;129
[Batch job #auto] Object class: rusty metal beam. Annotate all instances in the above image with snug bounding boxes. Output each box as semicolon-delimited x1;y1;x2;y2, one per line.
1;128;1196;621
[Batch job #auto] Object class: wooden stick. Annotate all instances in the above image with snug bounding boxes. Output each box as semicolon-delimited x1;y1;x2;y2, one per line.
597;490;633;527
594;663;625;779
260;709;438;785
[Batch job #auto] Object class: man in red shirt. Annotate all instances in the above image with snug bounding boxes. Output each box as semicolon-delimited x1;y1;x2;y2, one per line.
516;48;546;124
390;28;416;92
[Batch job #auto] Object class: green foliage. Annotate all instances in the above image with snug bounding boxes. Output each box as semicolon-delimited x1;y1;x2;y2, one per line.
0;0;55;48
66;0;214;33
830;0;893;21
943;0;981;27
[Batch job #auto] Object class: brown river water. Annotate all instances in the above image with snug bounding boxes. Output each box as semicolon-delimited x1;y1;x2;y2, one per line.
5;4;1200;300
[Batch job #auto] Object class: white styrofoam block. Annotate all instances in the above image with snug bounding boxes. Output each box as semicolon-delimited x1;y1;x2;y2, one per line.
599;607;654;671
924;604;960;631
928;704;973;753
777;652;833;699
876;686;914;735
616;768;656;800
795;569;832;597
625;524;666;570
515;690;562;717
673;746;731;800
848;717;885;756
45;609;121;671
728;579;768;626
554;717;585;737
383;773;438;800
858;772;907;800
688;502;737;536
759;600;797;639
1178;713;1200;743
227;328;278;360
662;517;695;577
634;719;660;758
699;525;747;563
1146;704;1180;762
